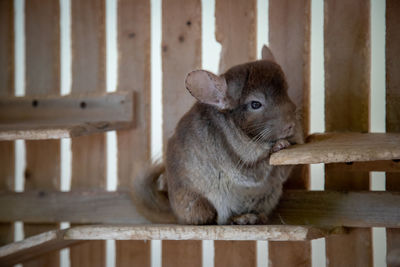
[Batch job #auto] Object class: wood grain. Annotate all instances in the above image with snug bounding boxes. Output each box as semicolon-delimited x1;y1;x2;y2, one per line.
386;1;400;266
24;1;61;266
70;0;106;266
270;133;400;165
268;0;311;265
0;0;14;247
116;0;151;266
162;0;202;266
213;0;258;265
215;0;257;74
324;0;372;266
2;190;400;227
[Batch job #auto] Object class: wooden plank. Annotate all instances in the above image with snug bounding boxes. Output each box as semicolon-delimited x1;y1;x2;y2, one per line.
115;1;151;265
270;133;400;165
0;225;343;266
0;91;134;140
327;160;400;173
0;230;80;267
24;1;61;266
70;0;106;266
268;0;311;265
324;0;372;266
162;0;202;266
3;190;399;227
0;0;14;247
386;1;400;266
214;0;258;266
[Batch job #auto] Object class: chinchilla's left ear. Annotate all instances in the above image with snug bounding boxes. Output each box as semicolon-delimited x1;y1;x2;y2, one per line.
185;70;234;110
261;45;276;62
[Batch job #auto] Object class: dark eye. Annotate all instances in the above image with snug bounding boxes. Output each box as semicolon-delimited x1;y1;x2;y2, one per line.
250;101;262;110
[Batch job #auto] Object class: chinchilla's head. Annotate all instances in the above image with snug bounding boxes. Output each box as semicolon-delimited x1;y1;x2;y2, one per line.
185;46;301;144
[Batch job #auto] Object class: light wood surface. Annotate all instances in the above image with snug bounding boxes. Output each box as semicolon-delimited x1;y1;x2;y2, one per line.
214;0;258;265
270;133;400;165
0;0;14;247
386;1;400;266
268;0;311;265
324;1;372;266
24;1;61;266
2;190;400;228
115;0;152;266
0;92;134;140
162;0;202;266
70;1;106;266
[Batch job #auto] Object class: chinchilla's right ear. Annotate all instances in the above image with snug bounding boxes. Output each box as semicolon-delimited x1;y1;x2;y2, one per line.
261;45;276;62
185;70;234;110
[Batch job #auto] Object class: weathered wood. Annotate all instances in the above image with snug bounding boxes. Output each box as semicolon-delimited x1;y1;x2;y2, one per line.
215;0;257;74
0;0;14;247
386;1;400;266
24;1;61;266
268;0;311;264
0;92;134;140
324;0;371;266
116;0;151;266
70;0;106;266
214;1;258;265
0;224;343;266
2;190;400;228
0;230;81;267
270;133;400;165
162;0;202;265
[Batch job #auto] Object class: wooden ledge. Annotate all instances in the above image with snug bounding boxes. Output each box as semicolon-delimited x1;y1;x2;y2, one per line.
0;91;135;140
270;132;400;165
0;224;344;266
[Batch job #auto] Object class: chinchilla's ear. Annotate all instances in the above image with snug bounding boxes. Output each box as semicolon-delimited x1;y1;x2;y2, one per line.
261;45;276;62
185;70;233;110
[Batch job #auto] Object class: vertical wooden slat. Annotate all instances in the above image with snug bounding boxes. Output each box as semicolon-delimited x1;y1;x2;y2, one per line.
24;1;61;266
0;0;14;247
116;0;151;266
386;1;400;265
268;1;311;266
70;1;106;266
214;0;257;266
161;0;202;266
324;0;372;266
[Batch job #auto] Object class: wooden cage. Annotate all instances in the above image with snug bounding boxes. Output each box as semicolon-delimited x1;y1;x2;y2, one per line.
0;0;399;266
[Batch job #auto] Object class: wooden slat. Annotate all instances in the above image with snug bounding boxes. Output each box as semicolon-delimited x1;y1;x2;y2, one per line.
162;0;202;266
0;0;14;247
116;0;151;266
327;160;400;173
24;1;61;266
324;0;372;266
268;0;311;265
0;225;343;266
0;91;134;140
270;133;400;165
3;190;399;227
214;0;258;266
70;0;106;266
386;1;400;266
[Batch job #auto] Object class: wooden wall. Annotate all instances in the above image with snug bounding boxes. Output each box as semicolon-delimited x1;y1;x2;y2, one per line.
0;0;394;266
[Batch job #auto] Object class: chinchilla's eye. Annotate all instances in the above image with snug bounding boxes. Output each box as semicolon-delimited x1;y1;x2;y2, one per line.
250;101;262;110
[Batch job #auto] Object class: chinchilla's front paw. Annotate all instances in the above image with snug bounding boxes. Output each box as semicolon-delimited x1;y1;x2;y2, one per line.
229;213;259;225
271;139;290;153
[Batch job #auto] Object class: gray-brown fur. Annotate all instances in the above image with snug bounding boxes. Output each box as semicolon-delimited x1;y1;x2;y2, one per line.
133;48;303;225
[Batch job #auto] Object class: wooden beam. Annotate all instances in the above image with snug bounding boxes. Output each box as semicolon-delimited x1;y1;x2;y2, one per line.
0;224;344;266
326;160;400;173
1;190;400;228
270;133;400;165
0;91;134;140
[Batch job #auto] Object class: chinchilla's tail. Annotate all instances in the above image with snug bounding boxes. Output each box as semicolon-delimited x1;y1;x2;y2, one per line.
131;162;176;223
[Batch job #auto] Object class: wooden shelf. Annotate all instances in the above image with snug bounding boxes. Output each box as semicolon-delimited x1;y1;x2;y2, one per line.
0;224;344;266
270;133;400;165
1;190;399;228
0;91;135;140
